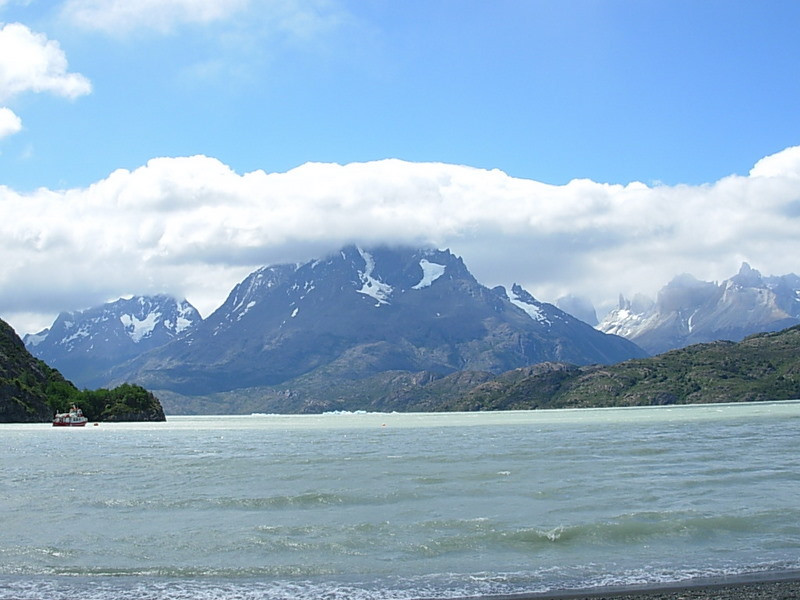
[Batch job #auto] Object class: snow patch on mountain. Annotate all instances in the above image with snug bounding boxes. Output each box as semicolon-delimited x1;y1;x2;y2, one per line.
599;305;658;339
356;247;393;305
511;299;547;324
61;321;91;348
509;284;551;326
412;259;446;289
120;311;160;343
171;303;197;333
24;329;48;347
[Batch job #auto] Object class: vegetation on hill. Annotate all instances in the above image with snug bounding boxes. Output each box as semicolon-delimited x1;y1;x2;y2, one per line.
1;318;166;423
153;325;800;415
443;325;800;411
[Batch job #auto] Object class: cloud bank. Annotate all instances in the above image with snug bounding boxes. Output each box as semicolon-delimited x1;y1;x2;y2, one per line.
3;147;800;335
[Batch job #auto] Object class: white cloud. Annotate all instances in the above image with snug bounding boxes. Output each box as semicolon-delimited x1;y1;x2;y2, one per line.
750;145;800;178
0;106;22;138
0;22;92;100
3;147;800;336
0;22;90;140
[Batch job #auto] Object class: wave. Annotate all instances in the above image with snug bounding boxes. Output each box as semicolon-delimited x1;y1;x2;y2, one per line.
4;563;800;600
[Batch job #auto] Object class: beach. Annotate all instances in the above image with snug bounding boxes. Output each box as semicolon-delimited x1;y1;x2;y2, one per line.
514;574;800;599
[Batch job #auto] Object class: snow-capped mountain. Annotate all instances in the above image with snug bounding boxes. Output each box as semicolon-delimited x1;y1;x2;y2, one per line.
107;245;645;409
598;263;800;355
24;295;201;388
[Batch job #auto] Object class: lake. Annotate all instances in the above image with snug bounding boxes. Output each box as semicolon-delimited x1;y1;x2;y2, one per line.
2;401;799;599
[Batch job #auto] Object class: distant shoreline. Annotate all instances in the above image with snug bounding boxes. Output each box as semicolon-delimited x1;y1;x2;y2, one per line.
481;571;800;600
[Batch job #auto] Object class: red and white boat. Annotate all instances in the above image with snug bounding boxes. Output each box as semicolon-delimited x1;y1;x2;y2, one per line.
53;405;89;427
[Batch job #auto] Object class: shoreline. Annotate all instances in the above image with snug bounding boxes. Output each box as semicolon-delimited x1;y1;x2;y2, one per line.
486;571;800;600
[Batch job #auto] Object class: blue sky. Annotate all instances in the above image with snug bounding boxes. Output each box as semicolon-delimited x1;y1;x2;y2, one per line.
2;1;800;335
3;0;799;189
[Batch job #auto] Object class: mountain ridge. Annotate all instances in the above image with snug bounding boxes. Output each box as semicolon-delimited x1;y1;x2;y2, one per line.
23;294;201;389
598;263;800;354
34;245;644;413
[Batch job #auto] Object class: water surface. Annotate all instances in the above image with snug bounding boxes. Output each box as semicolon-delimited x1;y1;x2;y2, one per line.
2;401;799;599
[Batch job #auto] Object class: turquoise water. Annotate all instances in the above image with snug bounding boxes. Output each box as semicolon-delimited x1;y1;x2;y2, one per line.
2;402;800;599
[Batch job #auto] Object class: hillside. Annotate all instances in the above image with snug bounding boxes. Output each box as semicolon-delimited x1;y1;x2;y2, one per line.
1;318;167;423
0;319;66;422
441;325;800;411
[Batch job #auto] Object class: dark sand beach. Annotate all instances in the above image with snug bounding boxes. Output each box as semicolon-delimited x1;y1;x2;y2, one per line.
501;575;800;600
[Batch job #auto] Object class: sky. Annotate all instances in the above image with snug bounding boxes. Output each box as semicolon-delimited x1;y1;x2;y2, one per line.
1;0;800;336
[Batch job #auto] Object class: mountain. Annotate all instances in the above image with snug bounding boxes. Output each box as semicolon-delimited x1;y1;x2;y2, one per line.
24;295;201;389
106;246;646;413
598;263;800;355
437;325;800;411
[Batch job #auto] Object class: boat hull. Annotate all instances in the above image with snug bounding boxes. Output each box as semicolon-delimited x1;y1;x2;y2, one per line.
52;421;88;427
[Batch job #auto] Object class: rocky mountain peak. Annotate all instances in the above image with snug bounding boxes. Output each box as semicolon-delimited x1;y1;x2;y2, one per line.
730;262;764;289
24;294;202;388
98;245;644;410
598;264;800;355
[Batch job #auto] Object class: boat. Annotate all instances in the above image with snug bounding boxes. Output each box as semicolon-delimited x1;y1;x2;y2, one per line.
53;405;89;427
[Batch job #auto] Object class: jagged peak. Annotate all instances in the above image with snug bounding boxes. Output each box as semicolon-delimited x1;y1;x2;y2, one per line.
730;261;764;288
510;283;539;305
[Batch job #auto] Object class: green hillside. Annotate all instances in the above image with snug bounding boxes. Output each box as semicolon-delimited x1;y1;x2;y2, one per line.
0;319;67;422
1;318;166;423
445;325;800;411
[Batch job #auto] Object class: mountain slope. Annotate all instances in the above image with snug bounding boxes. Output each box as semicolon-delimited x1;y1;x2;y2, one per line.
445;325;800;411
109;246;645;411
0;318;66;422
598;263;800;354
24;295;201;389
